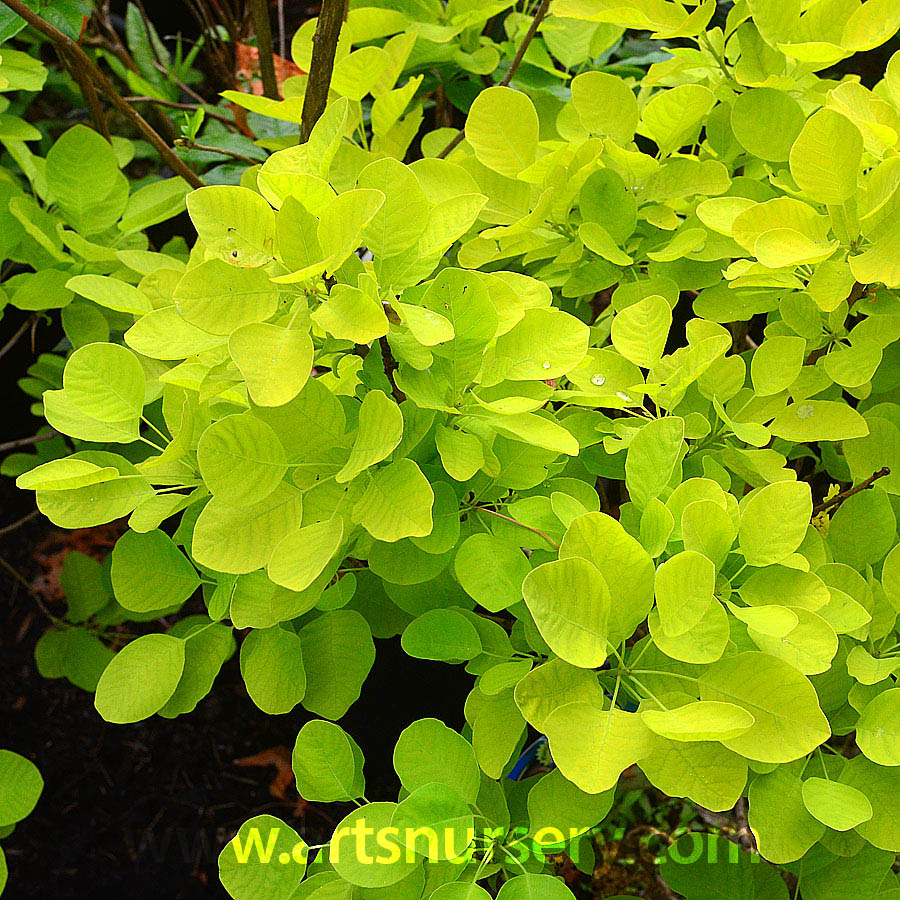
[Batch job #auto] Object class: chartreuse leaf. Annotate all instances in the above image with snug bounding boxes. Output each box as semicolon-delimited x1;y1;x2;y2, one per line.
267;519;344;592
465;85;538;178
218;814;307;900
311;284;390;343
655;550;717;637
353;458;433;541
174;259;278;334
392;782;474;861
317;188;385;275
197;414;288;506
393;718;481;805
66;274;151;315
192;483;304;575
527;768;614;845
496;875;573;899
731;88;806;162
435;426;484;481
748;767;825;863
700;652;829;763
329;802;418;887
571;71;638;143
522;557;610;668
544;703;654;794
16;457;118;492
430;885;491;900
768;400;868;442
61;342;146;427
240;626;306;715
454;533;531;613
229;323;313;407
0;750;42;827
611;295;671;369
356;157;428;257
856;689;900;765
750;336;805;396
336;390;403;483
401;608;481;661
790;109;862;205
625;417;684;508
801;777;872;832
641;701;754;742
186;185;275;267
738;481;812;567
292;720;365;802
298;610;374;720
95;634;186;723
111;529;199;612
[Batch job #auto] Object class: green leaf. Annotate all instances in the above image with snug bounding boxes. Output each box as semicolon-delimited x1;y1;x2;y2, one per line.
267;519;344;592
336;390;403;484
625;416;684;508
298;610;375;720
454;534;531;613
523;557;610;668
111;529;199;612
174;259;279;334
738;481;812;567
748;768;825;863
353;459;434;541
0;751;42;827
790;109;862;205
393;718;481;805
401;609;482;662
187;185;275;268
218;814;306;900
292;720;365;802
391;782;474;861
240;626;306;715
229;323;313;407
801;777;872;831
856;688;900;765
311;284;390;343
700;651;829;763
95;634;186;724
66;274;151;315
496;875;574;900
465;86;538;178
731;88;806;162
611;295;671;369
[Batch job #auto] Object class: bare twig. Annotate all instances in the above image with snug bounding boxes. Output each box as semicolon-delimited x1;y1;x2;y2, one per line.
175;138;259;165
0;509;39;539
0;431;60;453
124;96;236;125
0;0;204;188
299;0;349;143
249;0;279;99
277;0;286;61
812;467;891;515
437;0;551;159
0;314;35;360
59;45;111;140
474;506;559;550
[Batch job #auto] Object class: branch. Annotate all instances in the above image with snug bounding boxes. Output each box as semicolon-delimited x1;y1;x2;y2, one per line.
59;45;111;140
175;138;259;165
0;314;35;360
0;509;39;538
0;0;204;188
299;0;348;143
437;0;551;160
474;506;559;550
124;96;237;126
0;431;60;453
813;467;891;515
249;0;279;100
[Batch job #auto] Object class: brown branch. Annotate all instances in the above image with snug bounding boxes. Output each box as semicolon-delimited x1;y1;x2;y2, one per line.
299;0;349;143
0;431;60;453
0;314;35;360
174;138;259;165
0;0;204;188
59;46;111;140
0;509;39;539
436;0;551;159
813;467;891;515
249;0;279;100
124;96;236;126
474;506;559;550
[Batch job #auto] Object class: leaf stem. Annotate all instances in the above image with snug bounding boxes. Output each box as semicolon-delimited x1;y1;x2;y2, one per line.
472;506;559;550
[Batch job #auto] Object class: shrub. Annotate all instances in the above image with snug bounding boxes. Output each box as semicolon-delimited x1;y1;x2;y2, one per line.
8;0;900;897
